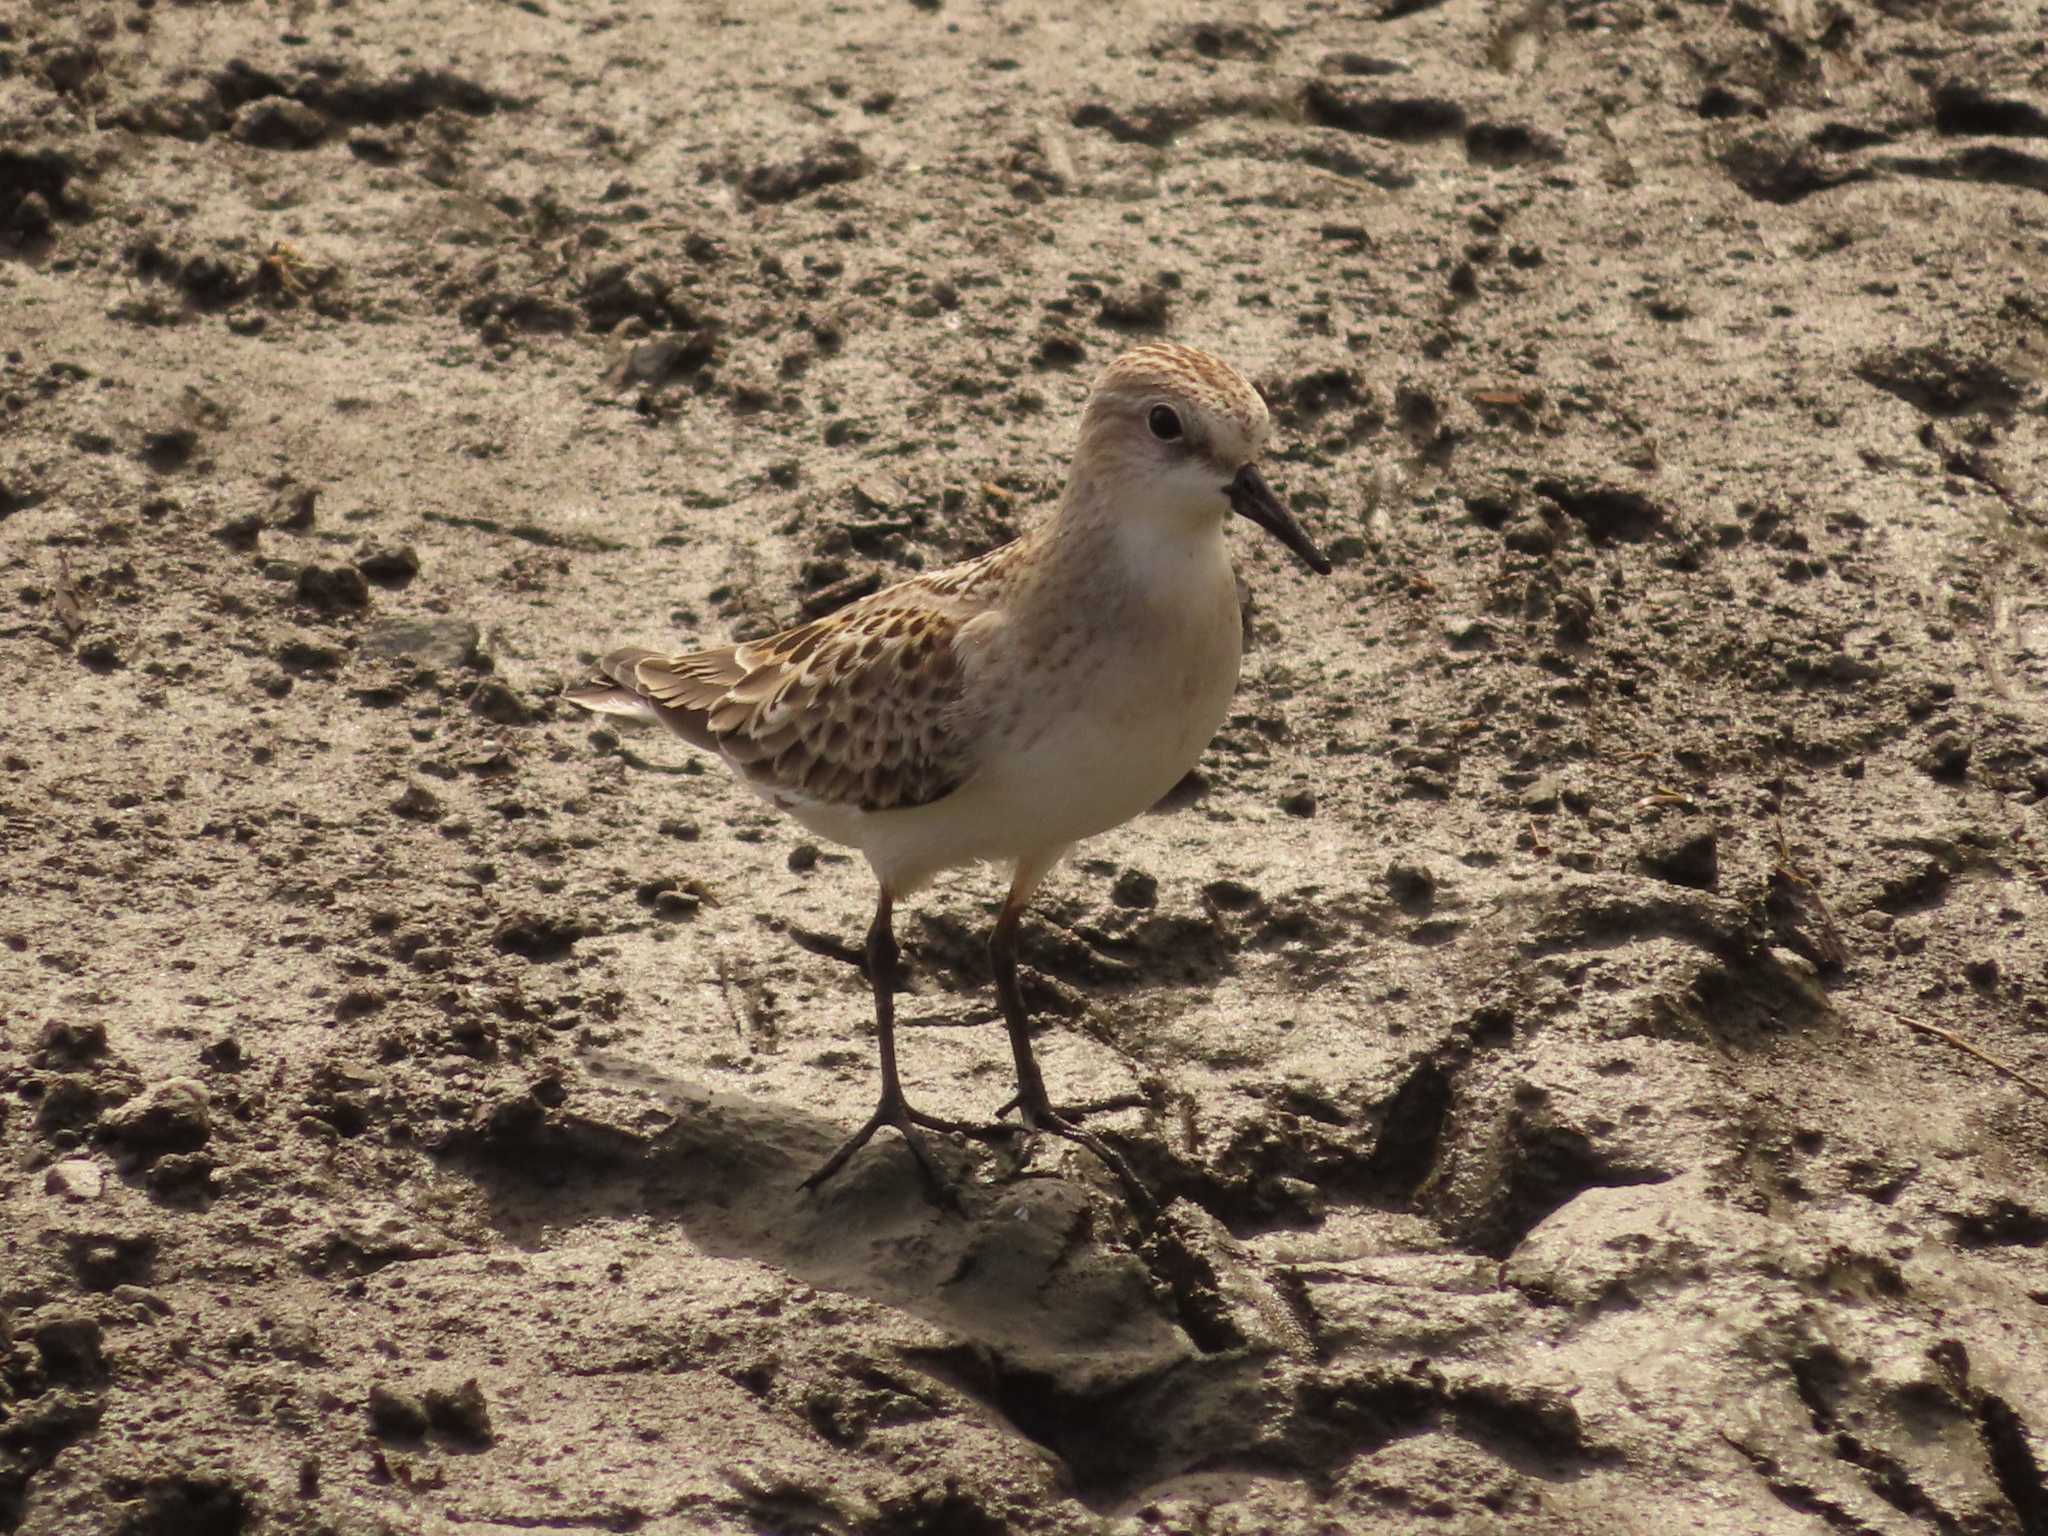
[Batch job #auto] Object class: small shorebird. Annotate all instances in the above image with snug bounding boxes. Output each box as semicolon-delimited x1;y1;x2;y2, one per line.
568;343;1329;1215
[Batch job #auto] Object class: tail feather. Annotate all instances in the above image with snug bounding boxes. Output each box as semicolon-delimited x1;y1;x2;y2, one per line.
565;647;720;753
598;646;666;689
562;682;664;723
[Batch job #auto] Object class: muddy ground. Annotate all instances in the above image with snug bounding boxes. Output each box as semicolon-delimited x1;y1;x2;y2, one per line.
5;0;2048;1531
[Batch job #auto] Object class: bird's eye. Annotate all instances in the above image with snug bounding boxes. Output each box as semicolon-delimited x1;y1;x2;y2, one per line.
1148;404;1183;441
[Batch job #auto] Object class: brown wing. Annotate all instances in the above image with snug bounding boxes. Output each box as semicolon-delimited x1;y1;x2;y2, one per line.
626;596;982;814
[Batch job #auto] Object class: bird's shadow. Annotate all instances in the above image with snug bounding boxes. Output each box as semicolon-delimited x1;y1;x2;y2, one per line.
447;1052;1175;1359
438;1055;1298;1505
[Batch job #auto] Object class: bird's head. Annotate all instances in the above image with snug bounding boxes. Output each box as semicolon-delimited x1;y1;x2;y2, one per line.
1073;342;1331;576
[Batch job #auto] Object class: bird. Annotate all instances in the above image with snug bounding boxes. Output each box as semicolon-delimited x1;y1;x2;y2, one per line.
566;342;1331;1217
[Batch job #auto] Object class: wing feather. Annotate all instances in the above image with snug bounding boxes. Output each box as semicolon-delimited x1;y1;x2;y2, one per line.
565;549;1022;813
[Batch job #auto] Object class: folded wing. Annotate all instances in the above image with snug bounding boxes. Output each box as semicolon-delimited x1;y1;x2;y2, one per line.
566;599;982;814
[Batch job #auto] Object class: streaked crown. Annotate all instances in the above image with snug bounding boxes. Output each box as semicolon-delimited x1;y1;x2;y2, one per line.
1079;343;1271;469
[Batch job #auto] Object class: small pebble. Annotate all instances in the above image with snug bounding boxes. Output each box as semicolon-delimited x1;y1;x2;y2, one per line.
45;1160;105;1201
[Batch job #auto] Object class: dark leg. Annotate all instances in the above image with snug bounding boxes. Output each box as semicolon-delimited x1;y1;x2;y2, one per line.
801;892;977;1200
989;896;1157;1222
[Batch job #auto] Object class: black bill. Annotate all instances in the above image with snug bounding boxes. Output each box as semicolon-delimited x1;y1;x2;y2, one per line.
1227;464;1332;576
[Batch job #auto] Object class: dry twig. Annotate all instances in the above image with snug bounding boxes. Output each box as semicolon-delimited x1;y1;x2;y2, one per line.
1866;1003;2048;1104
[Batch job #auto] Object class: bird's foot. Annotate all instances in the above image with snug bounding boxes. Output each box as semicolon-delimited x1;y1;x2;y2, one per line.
800;1093;982;1205
991;1092;1158;1224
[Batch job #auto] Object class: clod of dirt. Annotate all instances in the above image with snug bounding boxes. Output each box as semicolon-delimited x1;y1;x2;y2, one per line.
1534;478;1665;542
1719;129;1872;203
213;512;264;550
66;1231;157;1292
0;149;83;243
106;86;220;143
1317;50;1409;76
140;246;247;310
74;633;121;671
147;1152;219;1201
391;784;444;821
275;638;344;677
294;563;370;613
741;137;867;204
1097;280;1173;333
35;1019;108;1067
1464;121;1563;166
580;262;699;331
211;59;512;128
1069;99;1202;147
355;547;420;588
347;132;402;165
1696;85;1764;120
1035;331;1087;369
36;1078;106;1139
1636;819;1720;889
140;428;198;470
231;96;329;149
1303;81;1466;141
38;44;102;98
1922;731;1973;780
272;483;318;529
1952;1197;2048;1249
1909;141;2048;189
1853;345;2025;417
31;1312;107;1383
6;189;53;242
197;1037;244;1071
610;331;717;389
1442;613;1495;650
1111;868;1158;909
107;1474;252;1536
1385;861;1438;915
492;913;591;961
459;291;581;337
424;1378;494;1446
1159;21;1277;61
469;680;535;725
1277;364;1362;424
0;474;39;519
100;1079;212;1159
367;1384;431;1441
638;877;703;919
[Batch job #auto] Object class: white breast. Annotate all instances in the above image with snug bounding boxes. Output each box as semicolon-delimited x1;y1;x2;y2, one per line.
952;529;1242;850
804;523;1246;896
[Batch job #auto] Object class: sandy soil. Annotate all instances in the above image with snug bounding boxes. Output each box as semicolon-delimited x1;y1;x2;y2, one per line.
5;0;2048;1531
